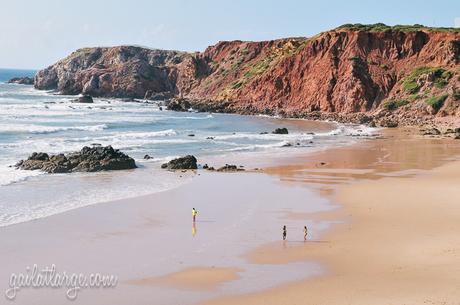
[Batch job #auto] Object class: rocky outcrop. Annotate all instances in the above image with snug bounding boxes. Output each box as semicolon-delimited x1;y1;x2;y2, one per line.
161;155;197;170
16;146;136;173
34;24;460;126
8;76;34;85
166;98;192;111
34;46;198;98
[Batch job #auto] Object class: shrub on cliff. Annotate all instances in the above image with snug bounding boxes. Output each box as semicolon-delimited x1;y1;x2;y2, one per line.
382;99;409;111
231;80;244;90
453;91;460;101
337;23;460;33
433;70;452;89
425;94;448;111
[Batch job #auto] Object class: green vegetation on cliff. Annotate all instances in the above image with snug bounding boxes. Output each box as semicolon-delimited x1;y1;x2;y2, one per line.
403;66;452;93
337;23;460;33
383;99;409;110
224;39;306;93
425;94;448;110
453;91;460;101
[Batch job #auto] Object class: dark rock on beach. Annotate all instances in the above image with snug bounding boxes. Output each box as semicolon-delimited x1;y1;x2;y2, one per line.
216;164;245;172
166;98;192;112
16;146;136;173
448;127;460;139
144;90;173;101
7;76;34;85
422;127;441;136
272;127;289;134
161;155;197;170
73;95;94;103
377;118;398;128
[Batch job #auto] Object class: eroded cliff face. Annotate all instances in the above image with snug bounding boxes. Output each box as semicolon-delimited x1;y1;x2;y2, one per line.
34;46;199;98
35;25;460;120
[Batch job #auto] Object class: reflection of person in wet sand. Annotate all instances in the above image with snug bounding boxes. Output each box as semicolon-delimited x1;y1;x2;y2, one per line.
192;208;198;222
282;225;287;240
304;226;308;241
192;222;197;237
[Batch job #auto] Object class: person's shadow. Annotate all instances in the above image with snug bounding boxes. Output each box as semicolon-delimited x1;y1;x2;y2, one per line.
192;222;197;237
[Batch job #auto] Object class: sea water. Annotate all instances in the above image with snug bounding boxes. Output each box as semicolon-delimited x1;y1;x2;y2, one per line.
0;70;375;227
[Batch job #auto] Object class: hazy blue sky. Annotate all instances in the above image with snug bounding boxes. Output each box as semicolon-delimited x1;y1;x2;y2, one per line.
1;0;459;69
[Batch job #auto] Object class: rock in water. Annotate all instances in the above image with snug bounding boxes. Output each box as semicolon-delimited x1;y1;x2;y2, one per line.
16;146;136;173
7;76;34;85
73;95;94;103
161;155;197;170
272;128;289;134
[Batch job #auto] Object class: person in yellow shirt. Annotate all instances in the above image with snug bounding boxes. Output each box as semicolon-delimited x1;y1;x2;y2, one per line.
192;208;198;222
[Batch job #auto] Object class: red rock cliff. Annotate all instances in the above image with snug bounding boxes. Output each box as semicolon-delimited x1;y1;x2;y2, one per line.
35;24;460;119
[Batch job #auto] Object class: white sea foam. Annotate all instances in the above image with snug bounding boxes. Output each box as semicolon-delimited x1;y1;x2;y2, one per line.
0;82;376;228
315;124;378;137
225;141;292;152
113;129;178;138
212;132;315;141
0;166;193;227
0;123;108;134
0;163;44;186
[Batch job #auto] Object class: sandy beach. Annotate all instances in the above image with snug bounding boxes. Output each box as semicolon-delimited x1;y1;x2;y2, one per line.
203;130;460;305
2;128;460;305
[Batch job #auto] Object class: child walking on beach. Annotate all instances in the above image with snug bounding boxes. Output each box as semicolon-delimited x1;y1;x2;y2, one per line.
304;226;308;241
192;208;198;222
282;225;287;240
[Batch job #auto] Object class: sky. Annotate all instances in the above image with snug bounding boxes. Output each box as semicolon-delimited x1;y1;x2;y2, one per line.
1;0;459;69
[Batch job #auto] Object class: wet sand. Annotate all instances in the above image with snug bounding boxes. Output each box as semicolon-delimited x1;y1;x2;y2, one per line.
0;168;328;305
1;128;460;305
129;267;242;290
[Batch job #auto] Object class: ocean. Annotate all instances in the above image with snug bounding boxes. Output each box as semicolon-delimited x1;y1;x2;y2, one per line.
0;69;375;227
0;68;36;82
